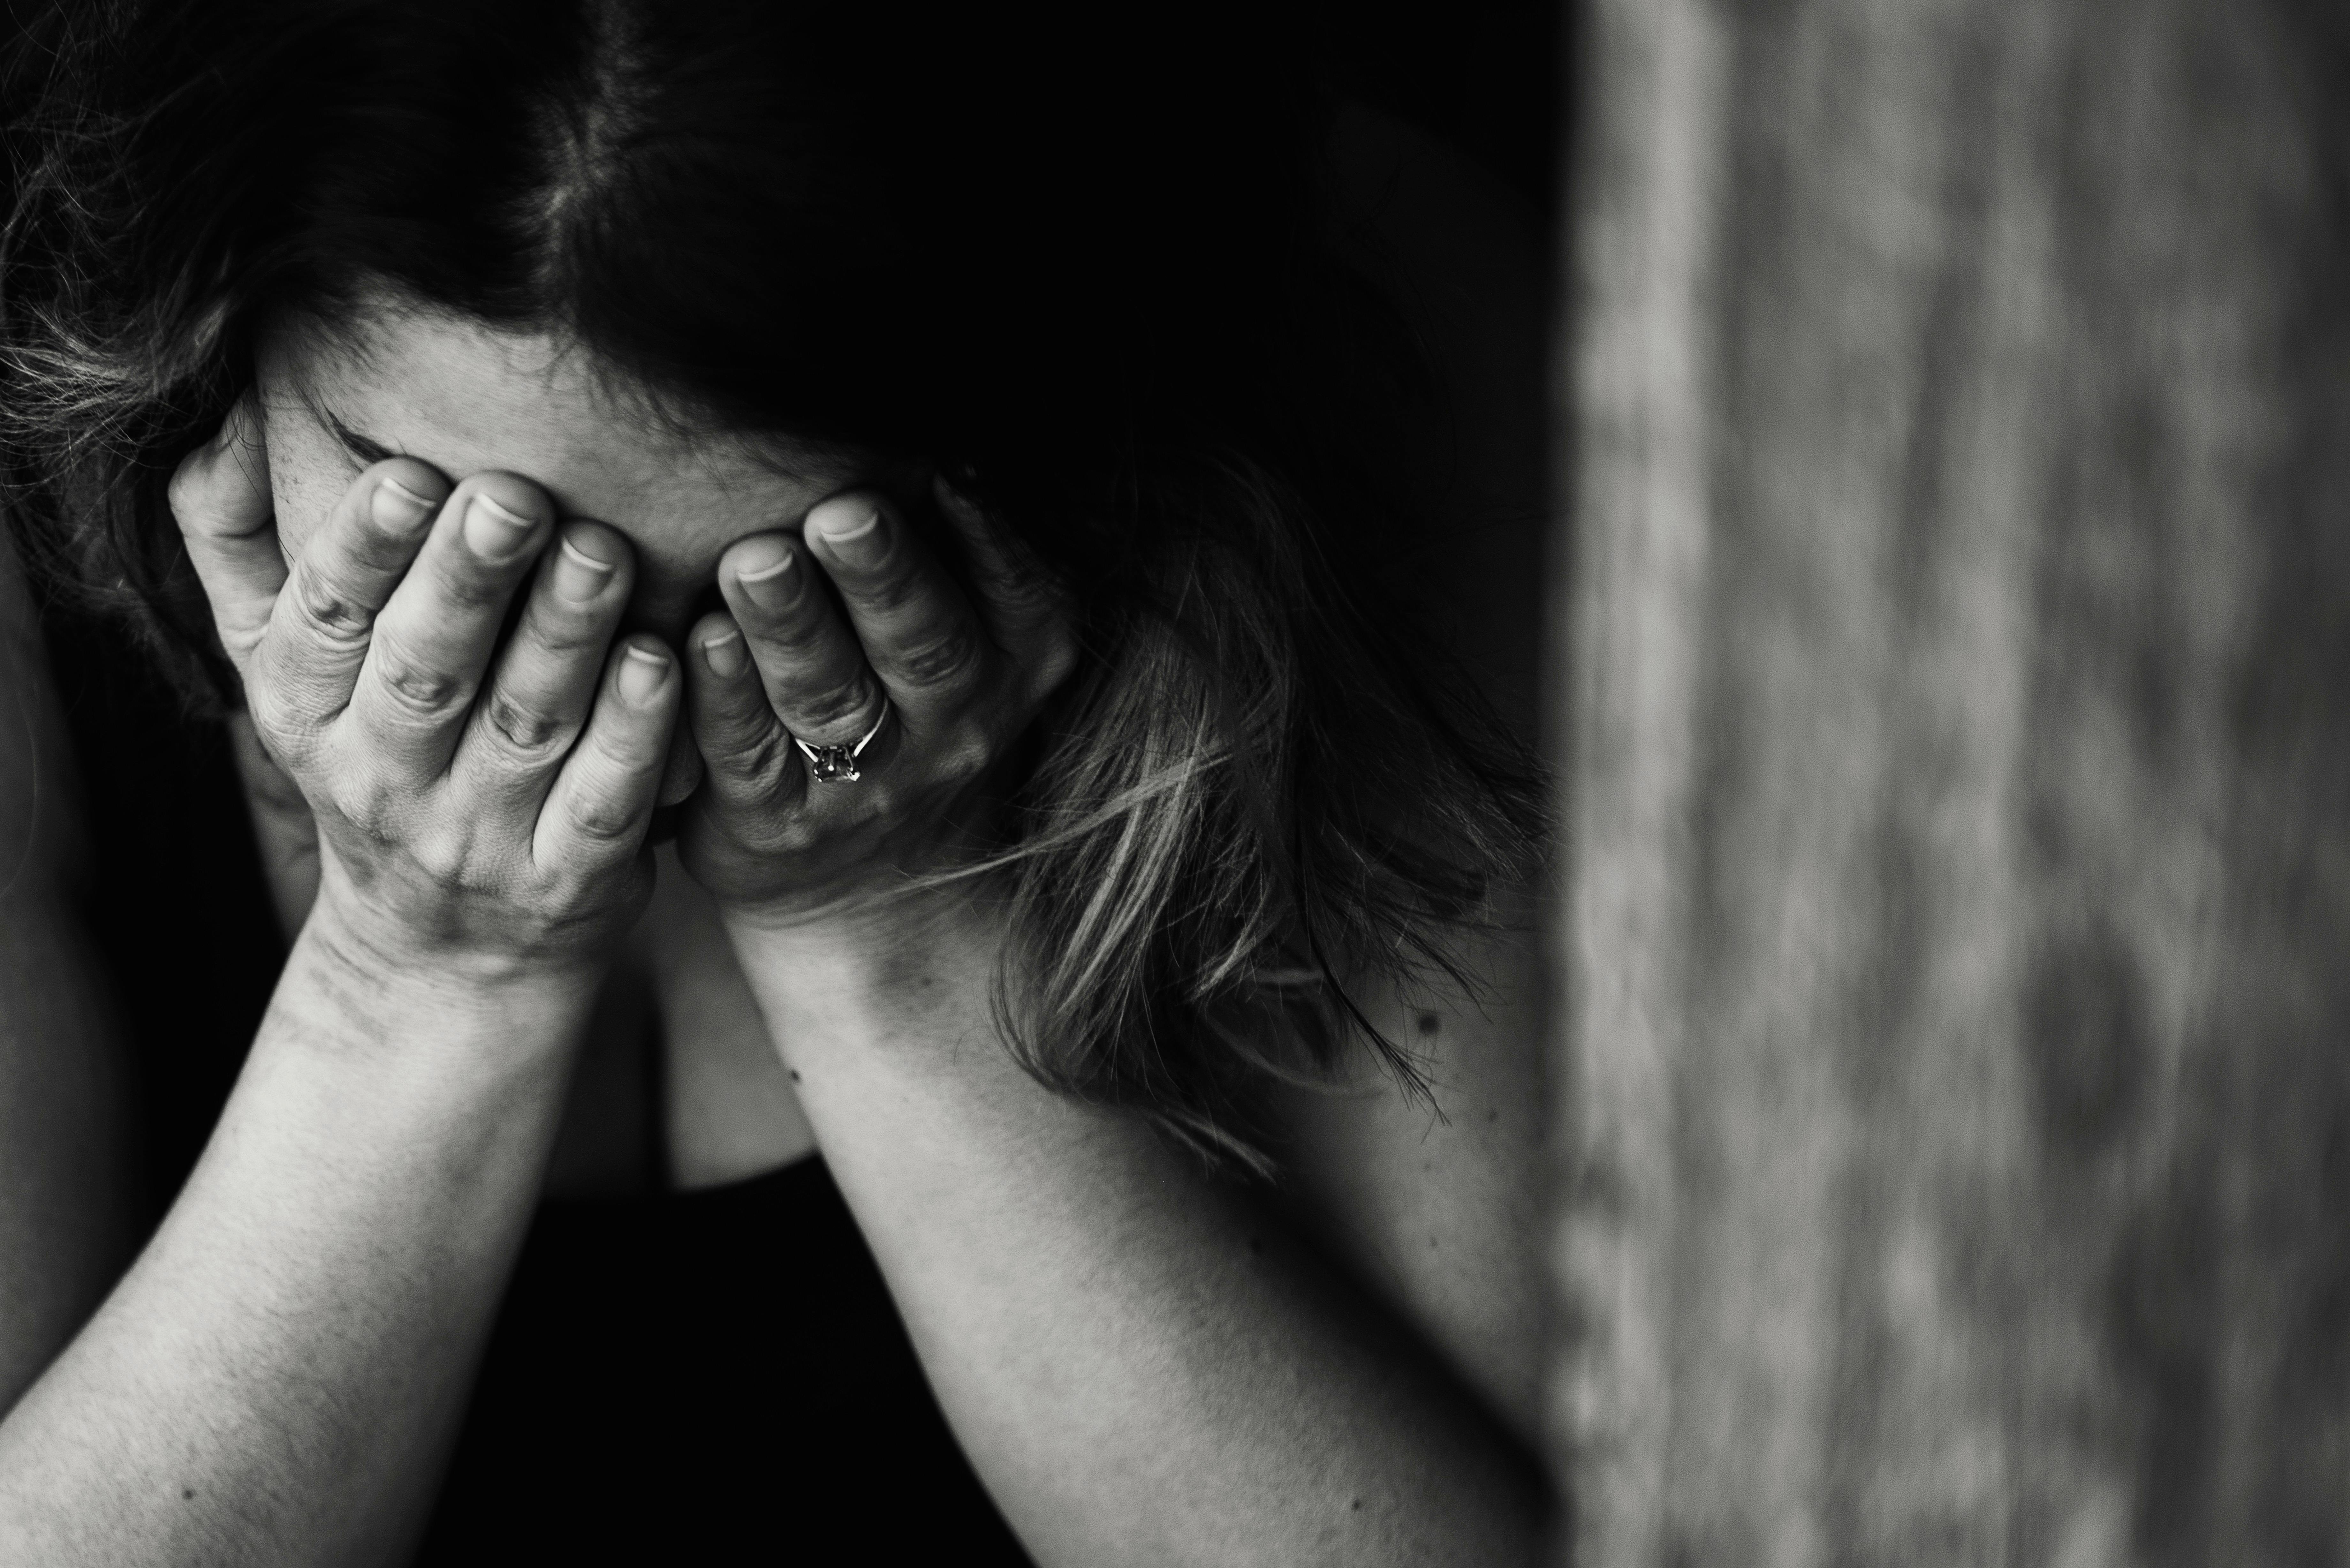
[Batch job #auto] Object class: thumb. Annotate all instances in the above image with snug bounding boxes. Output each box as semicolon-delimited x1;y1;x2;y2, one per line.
167;390;282;675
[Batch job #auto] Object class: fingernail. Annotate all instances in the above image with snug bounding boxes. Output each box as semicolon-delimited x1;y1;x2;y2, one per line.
617;644;671;706
462;492;537;560
734;539;797;611
552;531;617;603
700;626;747;679
812;503;885;568
372;476;438;531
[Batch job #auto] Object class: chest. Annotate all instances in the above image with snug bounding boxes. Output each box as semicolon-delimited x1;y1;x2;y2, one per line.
544;842;817;1196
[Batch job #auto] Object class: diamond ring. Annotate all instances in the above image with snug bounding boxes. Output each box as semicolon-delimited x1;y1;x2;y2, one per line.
792;700;891;784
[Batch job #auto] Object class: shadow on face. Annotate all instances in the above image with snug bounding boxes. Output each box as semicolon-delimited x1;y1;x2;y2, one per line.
255;301;896;646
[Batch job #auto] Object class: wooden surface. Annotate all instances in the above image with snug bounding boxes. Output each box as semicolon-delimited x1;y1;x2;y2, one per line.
1551;1;2350;1563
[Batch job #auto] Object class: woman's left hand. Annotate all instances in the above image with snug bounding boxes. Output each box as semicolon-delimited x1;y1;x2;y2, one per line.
676;478;1074;929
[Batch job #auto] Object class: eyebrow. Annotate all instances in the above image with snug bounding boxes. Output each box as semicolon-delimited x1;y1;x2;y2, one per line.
324;411;403;465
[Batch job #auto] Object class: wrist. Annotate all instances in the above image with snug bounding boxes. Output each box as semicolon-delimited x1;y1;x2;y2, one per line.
694;794;1014;939
721;886;1007;1046
277;893;601;1074
304;863;609;985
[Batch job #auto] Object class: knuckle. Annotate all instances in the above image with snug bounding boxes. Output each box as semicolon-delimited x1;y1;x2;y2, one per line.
891;621;985;689
790;676;879;733
853;562;927;617
372;639;467;717
982;564;1056;615
758;609;837;661
288;561;377;649
565;783;641;844
710;719;794;786
409;828;469;886
936;723;994;784
1014;586;1073;635
480;687;572;759
340;768;401;832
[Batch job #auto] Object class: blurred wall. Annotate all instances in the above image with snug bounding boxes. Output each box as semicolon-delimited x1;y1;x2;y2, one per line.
1552;2;2350;1563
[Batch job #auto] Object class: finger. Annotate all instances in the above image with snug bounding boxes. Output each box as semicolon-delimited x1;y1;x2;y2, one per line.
168;393;282;671
247;456;452;746
455;520;634;804
798;492;992;721
715;531;890;749
683;609;805;812
346;473;554;773
536;635;678;869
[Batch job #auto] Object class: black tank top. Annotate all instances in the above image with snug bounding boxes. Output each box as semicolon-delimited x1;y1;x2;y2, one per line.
416;1159;1031;1563
43;605;1033;1564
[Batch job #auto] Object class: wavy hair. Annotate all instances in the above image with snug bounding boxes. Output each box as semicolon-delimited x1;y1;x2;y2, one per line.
0;0;1546;1166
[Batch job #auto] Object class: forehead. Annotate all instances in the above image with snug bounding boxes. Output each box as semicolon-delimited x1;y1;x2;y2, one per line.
254;303;862;540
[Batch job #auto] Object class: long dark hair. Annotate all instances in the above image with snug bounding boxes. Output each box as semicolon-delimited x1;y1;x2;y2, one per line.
0;0;1545;1165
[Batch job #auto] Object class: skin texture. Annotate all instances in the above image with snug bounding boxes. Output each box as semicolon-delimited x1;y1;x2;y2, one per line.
0;394;684;1562
0;110;1549;1564
245;312;843;1185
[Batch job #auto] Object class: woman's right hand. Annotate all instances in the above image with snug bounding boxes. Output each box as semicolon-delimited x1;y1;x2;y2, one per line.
167;395;679;983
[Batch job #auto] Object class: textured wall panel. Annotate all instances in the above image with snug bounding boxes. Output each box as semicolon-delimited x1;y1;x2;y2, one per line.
1552;3;2350;1563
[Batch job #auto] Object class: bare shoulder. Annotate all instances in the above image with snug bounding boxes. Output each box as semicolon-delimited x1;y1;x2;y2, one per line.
1264;906;1547;1445
1258;109;1551;1441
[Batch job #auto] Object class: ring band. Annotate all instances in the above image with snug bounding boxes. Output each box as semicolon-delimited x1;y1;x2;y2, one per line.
793;700;891;784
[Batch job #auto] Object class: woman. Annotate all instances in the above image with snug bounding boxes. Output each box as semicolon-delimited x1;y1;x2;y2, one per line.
0;2;1551;1562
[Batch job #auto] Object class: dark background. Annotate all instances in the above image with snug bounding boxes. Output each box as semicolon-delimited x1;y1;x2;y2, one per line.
1314;0;1563;220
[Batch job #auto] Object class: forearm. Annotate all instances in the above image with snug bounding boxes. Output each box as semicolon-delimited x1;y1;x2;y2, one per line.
0;912;589;1567
728;902;1543;1568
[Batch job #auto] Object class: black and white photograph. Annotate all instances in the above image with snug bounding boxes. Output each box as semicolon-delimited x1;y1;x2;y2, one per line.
0;1;2344;1564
